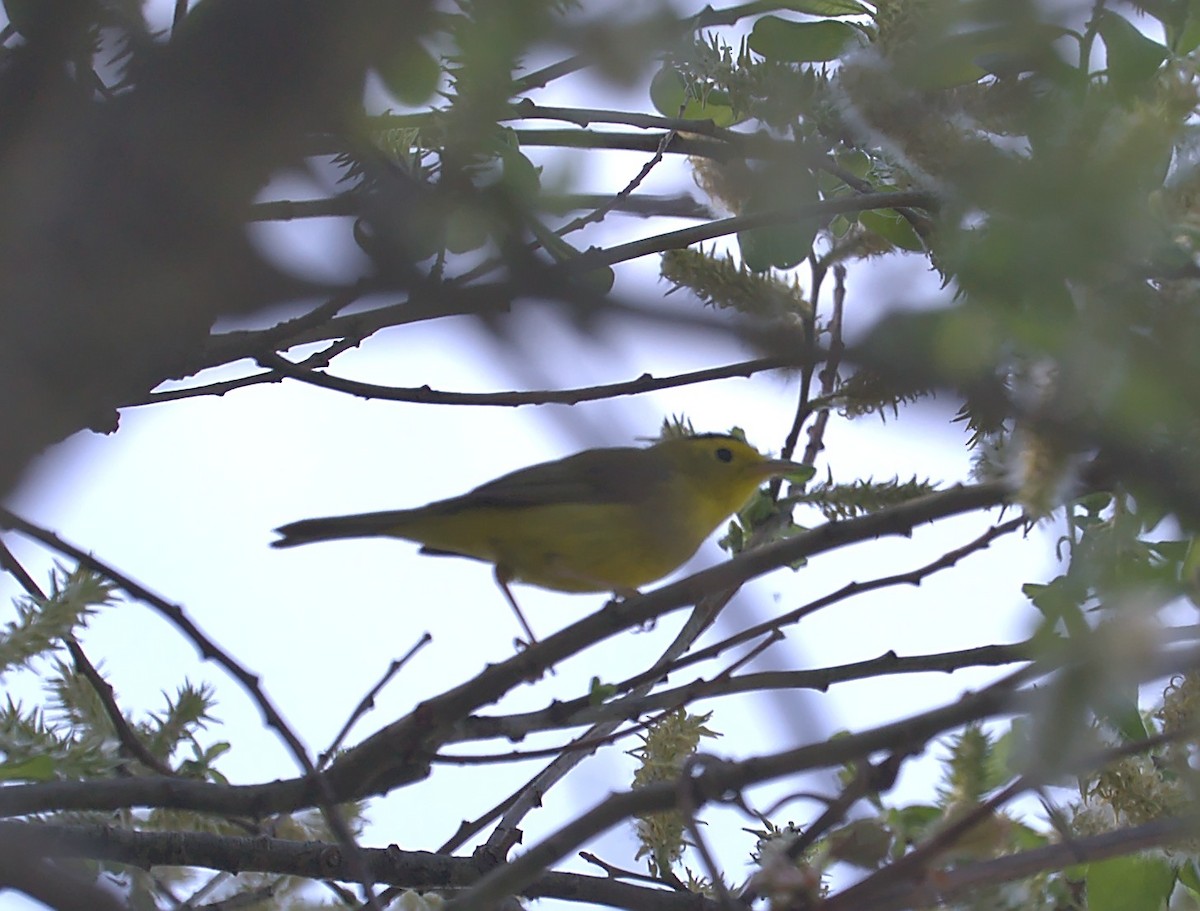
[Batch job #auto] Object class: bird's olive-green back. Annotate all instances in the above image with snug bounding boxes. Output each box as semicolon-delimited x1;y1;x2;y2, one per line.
429;446;672;514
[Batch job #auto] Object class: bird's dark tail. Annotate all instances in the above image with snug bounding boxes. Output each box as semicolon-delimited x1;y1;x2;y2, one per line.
271;510;418;548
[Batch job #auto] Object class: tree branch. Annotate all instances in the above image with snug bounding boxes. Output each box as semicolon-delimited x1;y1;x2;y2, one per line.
0;822;720;911
255;353;804;407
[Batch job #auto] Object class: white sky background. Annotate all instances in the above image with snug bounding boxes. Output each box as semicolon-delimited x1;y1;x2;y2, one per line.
0;1;1077;908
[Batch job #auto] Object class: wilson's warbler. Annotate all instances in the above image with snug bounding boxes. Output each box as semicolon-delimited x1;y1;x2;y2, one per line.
273;434;801;639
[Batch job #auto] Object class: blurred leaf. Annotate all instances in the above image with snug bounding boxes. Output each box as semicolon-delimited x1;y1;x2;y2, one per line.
825;818;893;868
771;0;867;15
376;43;441;106
1171;4;1200;54
445;204;491;253
527;217;615;293
1097;688;1150;743
496;142;541;198
885;804;943;844
1181;537;1200;606
836;148;872;177
2;0;40;36
1179;858;1200;897
0;755;57;782
1096;11;1167;94
892;38;987;90
649;66;739;125
781;464;816;485
749;15;858;62
737;166;819;271
1085;854;1175;911
858;208;925;252
1023;576;1089;637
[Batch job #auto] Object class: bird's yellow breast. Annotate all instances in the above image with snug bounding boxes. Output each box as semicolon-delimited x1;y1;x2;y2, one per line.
399;498;716;593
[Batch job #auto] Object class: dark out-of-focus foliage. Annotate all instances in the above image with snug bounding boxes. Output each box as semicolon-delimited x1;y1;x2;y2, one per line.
5;0;1200;909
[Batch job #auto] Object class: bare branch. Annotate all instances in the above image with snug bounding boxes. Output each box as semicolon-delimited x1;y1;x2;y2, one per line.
0;821;720;911
255;353;804;407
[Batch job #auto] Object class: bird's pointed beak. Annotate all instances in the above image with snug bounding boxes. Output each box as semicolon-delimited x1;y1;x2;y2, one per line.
759;457;807;480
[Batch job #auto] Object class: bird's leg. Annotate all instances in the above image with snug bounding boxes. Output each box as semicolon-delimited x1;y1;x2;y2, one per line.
494;565;539;645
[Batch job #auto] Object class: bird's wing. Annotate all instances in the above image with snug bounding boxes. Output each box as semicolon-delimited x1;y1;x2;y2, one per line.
436;446;669;512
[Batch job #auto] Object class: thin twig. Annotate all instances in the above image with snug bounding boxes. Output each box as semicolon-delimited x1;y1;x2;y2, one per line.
319;634;433;770
800;264;846;468
432;715;660;767
550;129;680;239
677;756;737;910
247;192;714;224
615;517;1026;697
455;640;1036;748
578;852;681;889
574;191;935;272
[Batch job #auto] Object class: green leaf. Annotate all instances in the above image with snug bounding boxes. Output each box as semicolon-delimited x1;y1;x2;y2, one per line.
836;148;872;178
781;464;817;485
496;143;541;199
1178;859;1200;897
1096;688;1149;742
1171;2;1200;54
894;41;986;89
649;66;739;125
588;677;617;705
444;204;490;254
772;0;868;14
1077;491;1115;516
0;755;57;782
376;44;441;106
859;208;925;252
825;818;893;868
1085;854;1175;911
885;804;943;841
1096;11;1168;93
1022;576;1085;619
1181;536;1200;606
749;16;858;63
737;166;819;271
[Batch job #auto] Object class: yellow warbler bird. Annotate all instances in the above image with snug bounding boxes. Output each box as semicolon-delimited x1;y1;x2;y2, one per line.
272;433;802;640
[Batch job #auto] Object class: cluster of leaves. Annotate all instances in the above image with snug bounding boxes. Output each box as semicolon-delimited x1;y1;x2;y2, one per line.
1025;490;1195;644
0;568;219;786
660;247;810;321
741;708;1200;911
792;475;939;521
0;566;114;674
0;566;369;907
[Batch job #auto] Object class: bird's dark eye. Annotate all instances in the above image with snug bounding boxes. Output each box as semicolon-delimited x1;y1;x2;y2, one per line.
715;447;733;463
